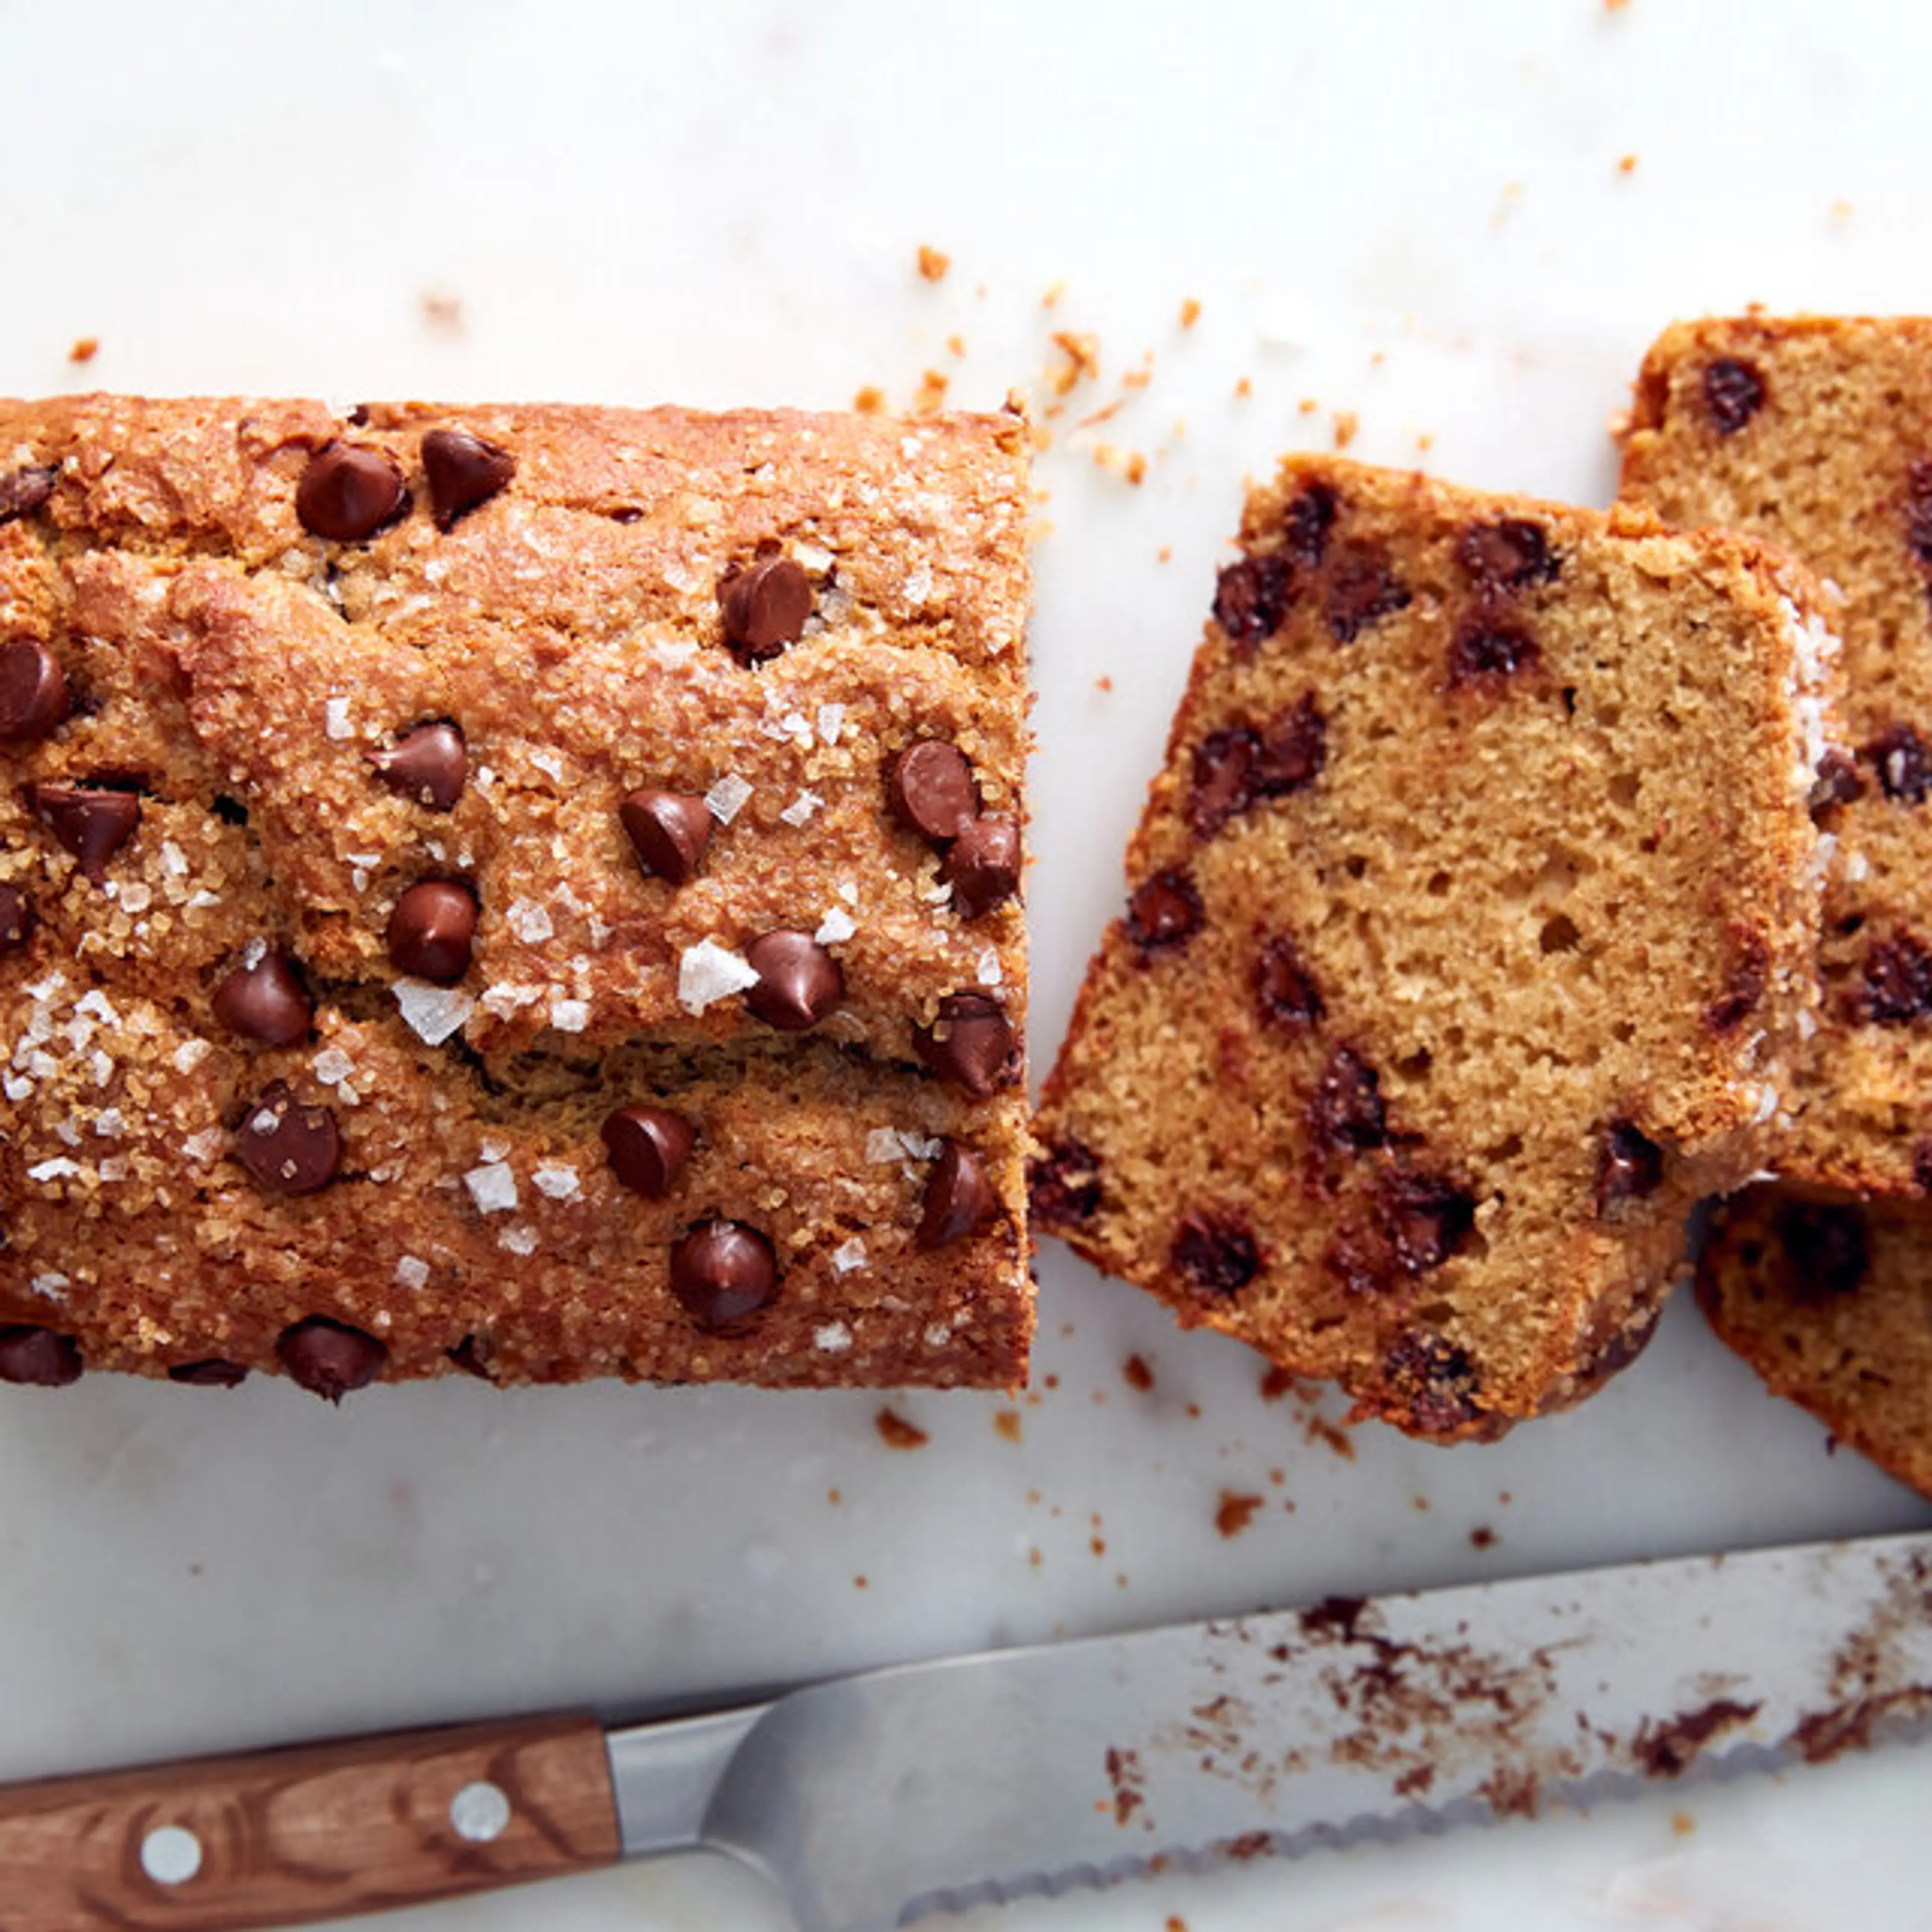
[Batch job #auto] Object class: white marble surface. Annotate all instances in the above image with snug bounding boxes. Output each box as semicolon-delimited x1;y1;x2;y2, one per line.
3;2;1930;1926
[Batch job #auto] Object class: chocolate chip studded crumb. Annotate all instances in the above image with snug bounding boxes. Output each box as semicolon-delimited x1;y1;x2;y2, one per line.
387;880;478;984
1457;518;1559;591
1029;1137;1104;1226
1447;621;1540;687
1213;554;1293;649
1703;934;1769;1034
1126;868;1204;954
1170;1211;1261;1299
1310;1048;1388;1153
1594;1120;1664;1215
1853;930;1932;1025
914;991;1021;1096
1773;1197;1870;1302
1702;357;1766;436
1323;547;1410;643
1863;723;1929;803
1254;935;1323;1027
918;1140;998;1248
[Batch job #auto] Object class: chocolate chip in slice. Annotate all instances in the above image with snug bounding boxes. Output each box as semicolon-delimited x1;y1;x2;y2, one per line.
422;427;516;531
0;1325;83;1387
296;441;411;541
212;944;313;1046
918;1141;999;1249
1703;933;1768;1034
168;1358;250;1388
1863;723;1930;804
620;789;713;886
1773;1197;1870;1304
0;465;58;526
369;720;467;812
234;1081;341;1195
32;784;139;882
1310;1047;1387;1152
914;991;1020;1096
0;640;70;742
1251;694;1326;796
1905;459;1932;569
601;1105;697;1199
1212;553;1292;649
1283;482;1339;566
940;816;1021;919
1854;930;1932;1025
1381;1332;1483;1436
1188;729;1258;840
1324;550;1411;643
669;1219;779;1329
387;880;478;984
744;930;843;1030
1254;935;1323;1027
1448;622;1541;687
718;556;813;662
1028;1137;1102;1225
0;883;33;955
887;739;979;845
1456;518;1559;592
1810;748;1864;817
1703;357;1766;437
1170;1210;1261;1298
277;1316;387;1403
1126;867;1204;954
1594;1119;1664;1215
1378;1169;1476;1273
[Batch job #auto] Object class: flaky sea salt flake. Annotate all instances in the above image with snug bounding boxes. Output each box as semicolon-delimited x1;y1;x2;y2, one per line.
705;772;754;825
548;997;590;1033
815;908;857;945
325;696;354;740
831;1237;866;1275
679;938;759;1014
393;977;476;1046
464;1161;518;1215
532;1164;582;1201
313;1046;356;1085
507;898;554;943
394;1254;430;1291
779;790;823;828
498;1224;540;1257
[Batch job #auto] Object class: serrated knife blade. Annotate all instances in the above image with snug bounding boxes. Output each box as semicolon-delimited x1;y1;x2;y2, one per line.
4;1530;1928;1932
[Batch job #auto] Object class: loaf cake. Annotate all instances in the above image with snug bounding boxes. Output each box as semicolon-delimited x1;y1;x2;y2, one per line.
1031;455;1837;1439
1697;1185;1932;1502
1621;316;1932;1193
0;395;1033;1396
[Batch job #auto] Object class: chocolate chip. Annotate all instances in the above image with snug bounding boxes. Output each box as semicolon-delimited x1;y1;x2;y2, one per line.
0;640;70;742
1456;519;1559;592
0;883;33;955
1379;1170;1476;1272
1188;729;1260;839
1703;357;1766;436
1863;723;1929;803
422;427;515;531
0;465;58;526
620;789;713;887
1594;1120;1664;1215
913;991;1020;1096
1772;1197;1869;1304
1325;550;1411;643
276;1316;386;1402
387;880;478;983
1283;482;1339;566
212;945;314;1046
1126;867;1204;954
370;721;466;811
32;784;139;882
1575;1301;1664;1388
1448;622;1540;686
744;930;843;1030
940;815;1021;918
1905;460;1932;569
918;1140;999;1249
1252;694;1327;795
718;556;813;661
601;1105;697;1198
1381;1332;1482;1435
1255;935;1323;1027
888;739;979;844
168;1358;250;1388
1213;553;1293;648
1703;934;1768;1034
669;1220;779;1329
1170;1210;1261;1298
1810;748;1864;816
0;1325;82;1386
234;1081;341;1195
296;441;411;541
1310;1048;1387;1152
1028;1137;1103;1225
1854;930;1932;1025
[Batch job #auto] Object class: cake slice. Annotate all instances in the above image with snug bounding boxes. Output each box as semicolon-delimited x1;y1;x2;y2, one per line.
0;395;1032;1396
1621;316;1932;1193
1697;1186;1932;1502
1032;455;1836;1439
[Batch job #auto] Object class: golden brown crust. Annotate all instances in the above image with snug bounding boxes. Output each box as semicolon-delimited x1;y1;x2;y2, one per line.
1698;1183;1932;1501
0;396;1033;1393
1033;455;1832;1440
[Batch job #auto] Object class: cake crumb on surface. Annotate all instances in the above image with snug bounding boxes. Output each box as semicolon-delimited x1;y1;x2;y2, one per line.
852;384;886;413
68;337;99;365
1179;298;1202;330
1122;1352;1154;1390
916;245;951;283
875;1406;930;1451
1215;1490;1264;1539
993;1408;1022;1443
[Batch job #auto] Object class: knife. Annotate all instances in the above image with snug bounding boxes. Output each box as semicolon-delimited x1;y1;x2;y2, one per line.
4;1526;1928;1932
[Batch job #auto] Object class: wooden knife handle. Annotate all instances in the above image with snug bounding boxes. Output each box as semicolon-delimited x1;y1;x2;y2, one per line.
0;1711;622;1931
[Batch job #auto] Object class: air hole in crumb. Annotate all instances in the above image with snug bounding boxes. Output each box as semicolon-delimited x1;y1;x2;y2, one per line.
1344;855;1369;880
1611;1019;1636;1043
211;793;250;826
1607;772;1640;807
1485;1134;1524;1162
1539;913;1582;954
1394;1050;1433;1081
1426;870;1452;897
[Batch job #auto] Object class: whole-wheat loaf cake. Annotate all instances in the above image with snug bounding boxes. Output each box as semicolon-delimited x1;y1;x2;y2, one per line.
1032;455;1836;1440
0;395;1032;1397
1621;316;1932;1193
1697;1185;1932;1502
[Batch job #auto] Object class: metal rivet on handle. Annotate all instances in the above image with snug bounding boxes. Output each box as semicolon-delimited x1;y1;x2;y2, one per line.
449;1779;512;1843
139;1823;204;1886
